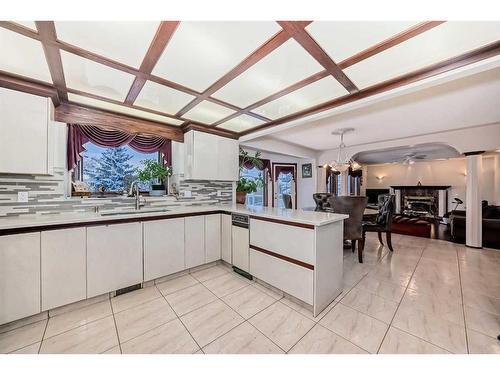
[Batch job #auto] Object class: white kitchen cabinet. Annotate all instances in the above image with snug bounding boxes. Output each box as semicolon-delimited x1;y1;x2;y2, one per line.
232;225;249;272
221;214;232;263
41;228;87;311
86;222;143;298
183;130;239;181
0;233;41;325
185;216;205;269
205;214;221;263
0;88;54;175
143;218;185;281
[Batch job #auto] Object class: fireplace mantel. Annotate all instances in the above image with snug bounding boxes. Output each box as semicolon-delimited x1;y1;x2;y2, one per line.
391;186;451;190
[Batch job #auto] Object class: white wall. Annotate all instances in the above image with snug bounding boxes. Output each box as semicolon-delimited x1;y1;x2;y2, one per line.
365;156;498;209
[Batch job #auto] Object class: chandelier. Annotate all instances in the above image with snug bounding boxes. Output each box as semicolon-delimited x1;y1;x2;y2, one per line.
327;128;360;173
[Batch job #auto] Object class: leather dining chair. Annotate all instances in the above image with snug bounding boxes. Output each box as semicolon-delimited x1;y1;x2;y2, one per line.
329;196;368;263
362;194;395;251
282;194;293;209
313;193;333;211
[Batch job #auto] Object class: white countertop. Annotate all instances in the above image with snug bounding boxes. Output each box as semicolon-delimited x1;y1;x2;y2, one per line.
0;204;347;232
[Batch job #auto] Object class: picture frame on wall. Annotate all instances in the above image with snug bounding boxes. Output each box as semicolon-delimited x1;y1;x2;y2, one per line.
302;163;312;178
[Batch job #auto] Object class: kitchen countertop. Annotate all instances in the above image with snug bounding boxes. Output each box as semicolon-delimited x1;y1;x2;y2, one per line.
0;204;348;233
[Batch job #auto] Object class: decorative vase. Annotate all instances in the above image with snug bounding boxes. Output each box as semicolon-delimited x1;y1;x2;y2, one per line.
236;191;247;204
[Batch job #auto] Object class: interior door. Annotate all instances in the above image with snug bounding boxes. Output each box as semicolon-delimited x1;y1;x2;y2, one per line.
272;164;297;208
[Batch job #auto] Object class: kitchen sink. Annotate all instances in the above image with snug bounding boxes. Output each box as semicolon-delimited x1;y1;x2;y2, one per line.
100;208;170;216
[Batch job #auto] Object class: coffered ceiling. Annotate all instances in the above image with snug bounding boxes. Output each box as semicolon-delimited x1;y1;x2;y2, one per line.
0;21;499;138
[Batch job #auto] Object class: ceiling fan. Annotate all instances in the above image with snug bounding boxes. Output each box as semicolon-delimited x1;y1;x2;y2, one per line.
401;152;426;165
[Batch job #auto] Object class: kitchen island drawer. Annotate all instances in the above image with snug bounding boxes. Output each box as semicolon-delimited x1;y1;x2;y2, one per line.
249;247;313;305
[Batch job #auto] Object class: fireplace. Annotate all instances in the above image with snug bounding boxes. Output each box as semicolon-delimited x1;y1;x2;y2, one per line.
391;186;451;218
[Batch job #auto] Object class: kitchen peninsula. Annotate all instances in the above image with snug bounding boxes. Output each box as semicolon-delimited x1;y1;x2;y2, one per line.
0;204;347;325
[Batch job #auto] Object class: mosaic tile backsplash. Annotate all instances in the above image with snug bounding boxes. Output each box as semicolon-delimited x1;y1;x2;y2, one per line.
0;169;233;217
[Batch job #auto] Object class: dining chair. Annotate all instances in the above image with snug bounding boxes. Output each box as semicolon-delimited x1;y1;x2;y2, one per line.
329;196;368;263
313;193;333;211
362;194;395;251
282;194;293;209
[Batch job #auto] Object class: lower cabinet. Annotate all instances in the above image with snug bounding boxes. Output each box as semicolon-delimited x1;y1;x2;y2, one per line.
185;216;205;269
41;228;87;311
86;222;143;298
143;218;185;281
0;233;41;325
205;214;221;263
221;214;232;263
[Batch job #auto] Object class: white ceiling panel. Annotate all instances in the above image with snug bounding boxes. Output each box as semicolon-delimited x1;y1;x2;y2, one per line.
306;21;419;63
184;100;236;124
212;39;324;108
253;76;349;119
134;80;196;114
61;51;136;101
68;93;184;126
345;22;500;89
14;21;37;31
55;22;160;68
217;114;265;132
0;28;52;83
153;22;281;92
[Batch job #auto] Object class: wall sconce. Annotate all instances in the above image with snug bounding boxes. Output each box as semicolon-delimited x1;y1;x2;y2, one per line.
376;176;385;182
461;171;467;177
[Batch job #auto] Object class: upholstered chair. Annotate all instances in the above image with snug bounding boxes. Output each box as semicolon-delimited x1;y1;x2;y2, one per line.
329;196;368;263
363;194;396;251
313;193;333;211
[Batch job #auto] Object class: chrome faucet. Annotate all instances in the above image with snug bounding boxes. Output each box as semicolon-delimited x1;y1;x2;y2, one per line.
128;181;145;210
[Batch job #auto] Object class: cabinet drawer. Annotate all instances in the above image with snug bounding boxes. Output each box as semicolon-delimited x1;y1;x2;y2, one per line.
250;218;315;264
250;248;313;305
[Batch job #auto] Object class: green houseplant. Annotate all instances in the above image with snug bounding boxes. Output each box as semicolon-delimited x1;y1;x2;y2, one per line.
136;160;172;196
237;148;264;204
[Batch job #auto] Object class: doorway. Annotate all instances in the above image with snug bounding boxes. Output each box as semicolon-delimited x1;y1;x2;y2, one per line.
272;163;297;208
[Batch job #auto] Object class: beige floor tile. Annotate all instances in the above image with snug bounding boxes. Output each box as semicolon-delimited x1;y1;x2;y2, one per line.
180;300;244;347
202;273;250;298
111;286;162;313
467;329;500;354
0;312;47;334
401;288;464;326
114;298;177;342
341;288;398;324
102;345;121;354
463;291;500;316
222;285;276;319
156;274;199;296
44;300;112;339
356;276;406;303
464;306;500;339
253;281;284;300
249;301;315;352
48;294;109;317
319;303;388;353
40;316;118;354
379;327;449;354
9;341;41;354
203;322;283;354
281;296;337;322
289;324;367;354
407;274;462;303
165;283;217;316
0;320;46;354
121;319;199;354
392;305;466;353
191;265;229;282
369;266;413;287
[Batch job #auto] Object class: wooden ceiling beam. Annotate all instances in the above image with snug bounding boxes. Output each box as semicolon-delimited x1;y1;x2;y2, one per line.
35;21;68;102
241;40;500;136
277;21;358;94
0;70;59;102
175;29;293;117
181;123;239;139
54;103;185;142
125;21;180;105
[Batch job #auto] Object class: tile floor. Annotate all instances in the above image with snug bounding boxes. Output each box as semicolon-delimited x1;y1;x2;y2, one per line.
1;233;499;354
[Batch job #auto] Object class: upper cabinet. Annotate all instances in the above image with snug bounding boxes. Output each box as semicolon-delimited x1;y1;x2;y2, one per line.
0;88;55;175
183;130;239;181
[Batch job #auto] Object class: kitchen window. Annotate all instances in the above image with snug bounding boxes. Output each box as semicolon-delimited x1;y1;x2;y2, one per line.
240;166;265;206
77;142;160;193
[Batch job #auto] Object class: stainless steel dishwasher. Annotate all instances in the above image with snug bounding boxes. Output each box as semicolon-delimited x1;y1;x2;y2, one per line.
231;213;252;280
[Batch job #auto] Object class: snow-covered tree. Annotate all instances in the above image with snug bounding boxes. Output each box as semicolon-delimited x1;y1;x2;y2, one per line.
84;147;135;192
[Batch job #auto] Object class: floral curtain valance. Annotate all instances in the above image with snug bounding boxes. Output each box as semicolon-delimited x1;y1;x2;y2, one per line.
67;124;172;171
239;156;272;180
274;165;295;181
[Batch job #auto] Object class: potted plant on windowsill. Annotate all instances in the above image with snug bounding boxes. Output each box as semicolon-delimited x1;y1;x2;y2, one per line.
137;160;172;197
237;148;263;204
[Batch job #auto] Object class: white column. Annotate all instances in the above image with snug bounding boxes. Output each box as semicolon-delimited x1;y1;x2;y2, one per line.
466;153;483;248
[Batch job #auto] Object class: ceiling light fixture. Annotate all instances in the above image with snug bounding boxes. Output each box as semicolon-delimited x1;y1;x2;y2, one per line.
327;128;360;173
